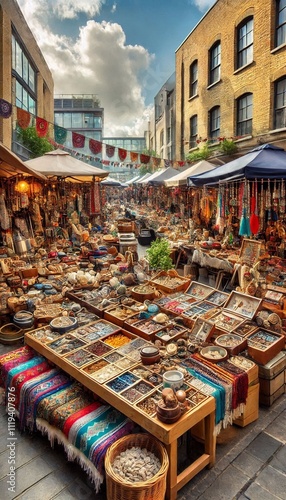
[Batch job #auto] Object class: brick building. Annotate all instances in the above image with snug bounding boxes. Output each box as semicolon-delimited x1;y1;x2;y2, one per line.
0;0;54;155
175;0;286;160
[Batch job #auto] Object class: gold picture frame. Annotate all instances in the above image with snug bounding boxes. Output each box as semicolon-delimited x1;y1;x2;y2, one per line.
239;239;262;266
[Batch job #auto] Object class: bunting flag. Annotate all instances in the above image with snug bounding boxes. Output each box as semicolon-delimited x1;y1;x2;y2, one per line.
54;125;67;144
105;144;115;158
140;153;150;164
118;148;127;161
0;99;12;118
130;151;138;162
72;131;85;148
17;107;31;129
89;138;102;155
152;157;161;168
36;117;49;137
164;159;172;168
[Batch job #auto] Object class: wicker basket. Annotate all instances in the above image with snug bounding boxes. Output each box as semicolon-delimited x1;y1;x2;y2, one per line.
105;433;169;500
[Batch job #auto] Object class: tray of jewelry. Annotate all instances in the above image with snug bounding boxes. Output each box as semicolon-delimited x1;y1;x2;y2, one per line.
149;270;191;293
245;328;285;365
104;304;140;327
184;281;214;300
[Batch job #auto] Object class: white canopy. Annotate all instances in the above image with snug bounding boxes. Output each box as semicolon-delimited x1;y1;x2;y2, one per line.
139;168;165;184
25;149;108;180
164;160;216;187
135;172;153;184
125;175;140;184
148;166;179;185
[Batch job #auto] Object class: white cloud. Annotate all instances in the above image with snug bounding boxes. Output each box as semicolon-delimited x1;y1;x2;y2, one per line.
17;0;154;137
193;0;217;12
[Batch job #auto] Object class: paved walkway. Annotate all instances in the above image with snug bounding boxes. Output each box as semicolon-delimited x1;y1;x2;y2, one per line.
0;340;285;499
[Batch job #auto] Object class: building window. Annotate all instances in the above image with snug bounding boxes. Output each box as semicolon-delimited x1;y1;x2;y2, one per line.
237;17;253;69
209;42;221;85
237;93;253;136
12;34;36;113
276;0;286;47
189;115;198;148
189;60;198;97
209;106;220;140
274;77;286;128
160;130;164;148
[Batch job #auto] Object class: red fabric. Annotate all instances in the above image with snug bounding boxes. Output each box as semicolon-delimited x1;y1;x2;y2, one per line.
140;153;150;164
17;108;31;129
89;139;102;155
105;144;115;158
36;117;49;137
72;132;85;148
62;401;101;437
130;151;138;162
118;148;127;161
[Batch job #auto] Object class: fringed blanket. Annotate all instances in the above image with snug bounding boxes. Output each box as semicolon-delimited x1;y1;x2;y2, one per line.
18;368;72;431
0;345;36;387
183;353;249;434
6;355;51;409
36;393;134;491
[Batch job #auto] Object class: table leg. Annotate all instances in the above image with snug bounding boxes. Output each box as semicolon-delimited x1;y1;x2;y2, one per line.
204;409;216;467
165;440;178;500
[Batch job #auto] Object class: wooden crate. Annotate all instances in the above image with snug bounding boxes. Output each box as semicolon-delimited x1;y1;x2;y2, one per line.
257;351;286;407
246;329;285;365
233;382;259;427
259;384;285;407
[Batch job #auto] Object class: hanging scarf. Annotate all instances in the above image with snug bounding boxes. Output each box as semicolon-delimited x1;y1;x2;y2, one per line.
250;179;259;235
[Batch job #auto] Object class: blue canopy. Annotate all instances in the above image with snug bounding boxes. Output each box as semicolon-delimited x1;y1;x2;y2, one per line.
188;144;286;186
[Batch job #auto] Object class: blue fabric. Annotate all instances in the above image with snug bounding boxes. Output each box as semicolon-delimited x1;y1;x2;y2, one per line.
186;367;225;425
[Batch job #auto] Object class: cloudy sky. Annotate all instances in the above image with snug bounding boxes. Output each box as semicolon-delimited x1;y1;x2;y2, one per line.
17;0;216;137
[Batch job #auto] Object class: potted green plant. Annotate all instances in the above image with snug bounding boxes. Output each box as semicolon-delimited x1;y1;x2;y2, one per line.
146;238;173;271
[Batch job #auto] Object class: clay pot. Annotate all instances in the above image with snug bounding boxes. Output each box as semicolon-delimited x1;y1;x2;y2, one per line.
156;399;182;423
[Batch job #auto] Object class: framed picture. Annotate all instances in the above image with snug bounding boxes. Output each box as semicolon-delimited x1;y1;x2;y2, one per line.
224;291;262;319
239;239;262;266
192;318;215;342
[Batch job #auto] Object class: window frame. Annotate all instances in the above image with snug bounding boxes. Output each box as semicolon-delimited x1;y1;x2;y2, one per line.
209;106;221;141
189;60;198;98
209;42;221;85
189;114;198;148
237;17;254;69
276;0;286;47
236;93;253;136
274;77;286;129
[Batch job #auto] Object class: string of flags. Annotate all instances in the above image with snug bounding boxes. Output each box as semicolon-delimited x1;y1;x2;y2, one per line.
0;98;189;171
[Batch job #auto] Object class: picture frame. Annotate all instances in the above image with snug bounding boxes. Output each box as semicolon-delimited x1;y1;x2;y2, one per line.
192;318;215;342
223;291;262;320
239;239;262;266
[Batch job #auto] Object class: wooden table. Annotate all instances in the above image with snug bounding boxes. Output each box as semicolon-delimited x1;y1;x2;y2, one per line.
25;332;216;500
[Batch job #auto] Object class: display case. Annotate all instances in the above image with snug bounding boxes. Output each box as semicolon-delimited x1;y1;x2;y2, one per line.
149;270;191;294
104;303;141;327
185;281;214;300
246;328;285;365
208;291;262;334
191;318;216;343
124;314;169;341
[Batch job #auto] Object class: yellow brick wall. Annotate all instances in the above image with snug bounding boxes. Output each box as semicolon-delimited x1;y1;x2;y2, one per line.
175;0;286;159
